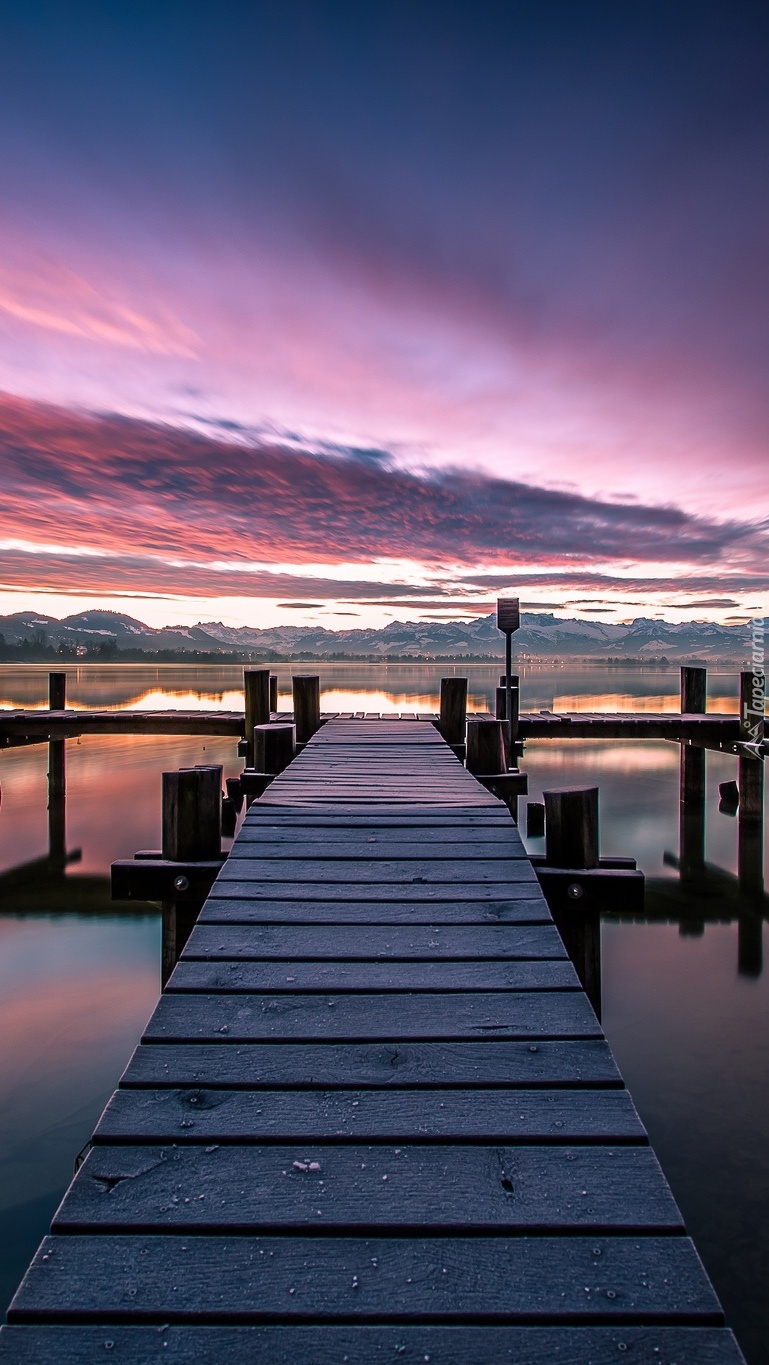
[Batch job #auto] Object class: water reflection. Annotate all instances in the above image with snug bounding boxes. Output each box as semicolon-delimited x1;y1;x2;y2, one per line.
0;660;742;716
0;914;160;1316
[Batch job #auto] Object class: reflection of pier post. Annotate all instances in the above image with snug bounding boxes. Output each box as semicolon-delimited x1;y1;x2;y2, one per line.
48;672;67;870
679;667;706;882
47;740;66;869
738;905;763;977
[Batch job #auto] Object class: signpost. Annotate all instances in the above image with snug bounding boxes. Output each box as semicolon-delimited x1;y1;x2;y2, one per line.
497;597;520;763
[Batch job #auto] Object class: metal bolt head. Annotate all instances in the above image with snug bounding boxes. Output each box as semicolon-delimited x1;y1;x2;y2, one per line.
174;875;190;892
567;882;583;900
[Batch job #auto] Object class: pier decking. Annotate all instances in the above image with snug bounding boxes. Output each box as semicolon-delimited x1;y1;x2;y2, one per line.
1;720;744;1360
0;705;750;749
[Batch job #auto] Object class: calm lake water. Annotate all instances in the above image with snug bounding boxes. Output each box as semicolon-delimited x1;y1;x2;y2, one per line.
0;663;766;1360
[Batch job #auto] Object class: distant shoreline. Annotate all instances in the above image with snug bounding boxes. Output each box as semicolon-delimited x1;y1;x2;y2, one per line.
0;650;749;667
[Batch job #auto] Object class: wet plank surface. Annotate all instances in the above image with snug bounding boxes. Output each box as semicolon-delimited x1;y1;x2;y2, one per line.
2;719;742;1362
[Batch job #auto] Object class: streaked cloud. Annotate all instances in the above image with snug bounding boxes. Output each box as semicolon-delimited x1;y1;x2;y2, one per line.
0;394;765;622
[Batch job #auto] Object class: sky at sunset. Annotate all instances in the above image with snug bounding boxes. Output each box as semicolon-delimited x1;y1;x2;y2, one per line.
0;0;767;631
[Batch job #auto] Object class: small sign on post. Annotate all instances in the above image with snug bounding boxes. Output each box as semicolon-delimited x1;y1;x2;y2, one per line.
497;598;520;634
497;597;520;758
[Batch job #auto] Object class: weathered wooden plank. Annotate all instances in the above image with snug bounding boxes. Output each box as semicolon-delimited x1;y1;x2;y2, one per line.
258;797;499;802
227;842;528;861
0;1324;746;1363
165;958;580;993
142;991;601;1042
242;813;515;827
215;857;540;889
7;1234;724;1323
56;1143;681;1233
94;1086;645;1144
182;923;567;960
211;876;539;897
121;1038;623;1089
235;826;522;844
199;896;551;923
260;796;500;807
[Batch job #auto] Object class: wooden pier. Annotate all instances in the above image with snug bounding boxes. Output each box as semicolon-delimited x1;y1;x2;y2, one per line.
0;719;743;1361
0;705;754;748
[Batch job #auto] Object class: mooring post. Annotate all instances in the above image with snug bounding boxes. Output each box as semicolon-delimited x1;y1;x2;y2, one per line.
544;786;599;869
244;669;271;766
526;800;545;837
293;674;321;743
439;677;467;750
192;765;224;859
49;671;66;711
160;767;222;984
269;674;278;713
679;665;707;881
738;670;764;897
495;675;520;766
466;718;507;775
542;786;601;1018
681;665;707;715
254;722;296;774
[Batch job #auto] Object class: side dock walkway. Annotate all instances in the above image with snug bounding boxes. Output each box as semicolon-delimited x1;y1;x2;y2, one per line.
1;720;743;1361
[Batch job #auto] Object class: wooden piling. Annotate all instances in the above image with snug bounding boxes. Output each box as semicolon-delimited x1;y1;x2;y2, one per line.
163;767;222;865
254;722;296;774
48;672;66;711
269;675;278;713
740;668;765;742
542;787;601;1019
192;765;223;860
244;669;270;764
498;672;520;742
680;665;707;714
738;757;764;896
466;718;507;775
544;787;599;870
160;767;221;985
496;679;520;725
292;674;321;743
439;677;467;746
679;668;707;880
527;800;545;837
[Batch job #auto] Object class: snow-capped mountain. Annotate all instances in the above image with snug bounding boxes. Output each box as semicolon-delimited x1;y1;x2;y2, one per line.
0;609;753;660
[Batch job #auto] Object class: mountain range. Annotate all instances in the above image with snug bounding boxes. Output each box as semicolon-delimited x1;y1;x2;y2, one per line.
0;608;754;661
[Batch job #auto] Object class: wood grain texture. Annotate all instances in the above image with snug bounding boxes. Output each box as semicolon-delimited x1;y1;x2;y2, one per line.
0;1324;746;1363
56;1143;682;1233
165;958;580;993
200;896;551;921
235;825;522;844
94;1086;646;1145
7;1234;723;1323
244;811;514;825
214;859;538;884
121;1038;623;1089
226;841;528;861
143;990;601;1042
182;923;567;960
